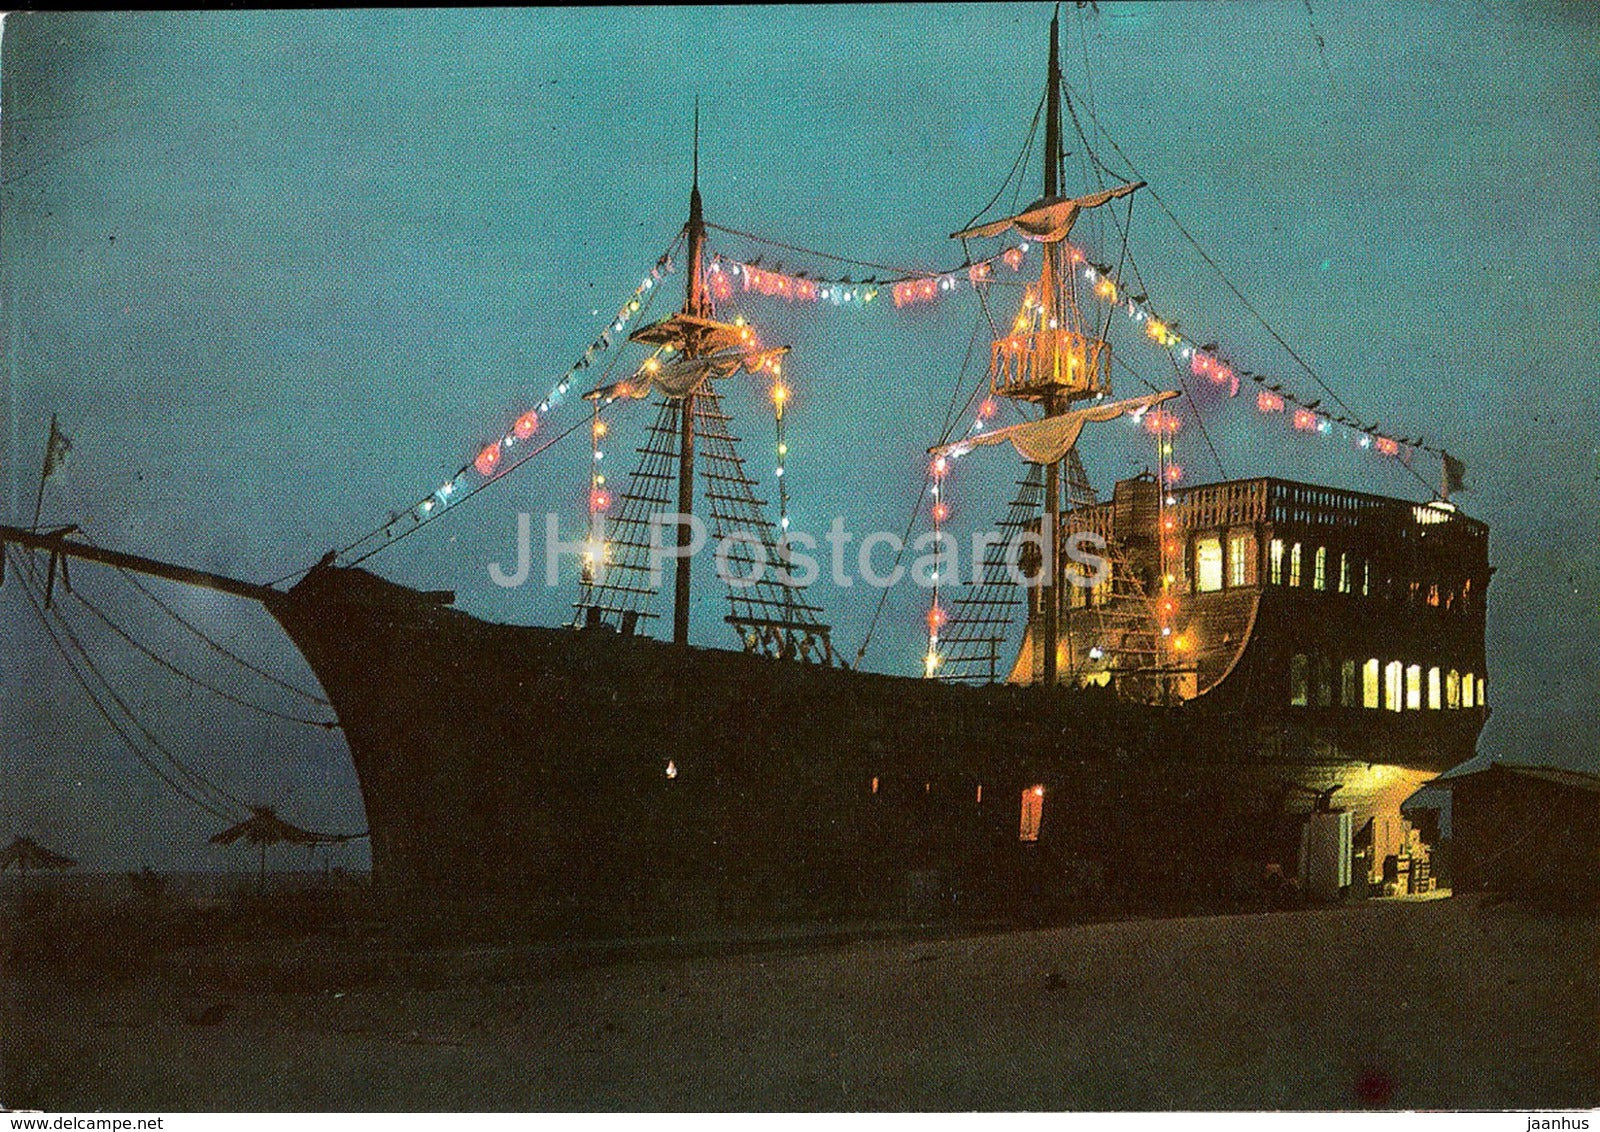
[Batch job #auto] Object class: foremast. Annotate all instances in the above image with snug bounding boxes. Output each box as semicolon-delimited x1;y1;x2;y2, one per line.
573;114;836;664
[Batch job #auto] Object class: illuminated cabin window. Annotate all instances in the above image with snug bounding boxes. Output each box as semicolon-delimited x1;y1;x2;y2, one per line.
1384;661;1403;712
1338;553;1352;594
1428;666;1442;710
1019;785;1044;842
1195;535;1223;593
1313;546;1327;591
1289;654;1310;707
1362;560;1371;597
1289;543;1303;587
1446;669;1461;709
1340;659;1358;706
1228;529;1254;587
1463;673;1476;709
1269;538;1285;584
1406;664;1422;711
1363;659;1381;709
1316;655;1334;706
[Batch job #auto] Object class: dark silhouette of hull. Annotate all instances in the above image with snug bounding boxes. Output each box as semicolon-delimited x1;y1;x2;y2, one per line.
268;562;1484;927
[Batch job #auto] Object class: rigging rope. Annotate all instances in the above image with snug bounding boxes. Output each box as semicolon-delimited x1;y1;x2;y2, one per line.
1061;82;1441;494
853;297;993;670
269;235;685;586
7;546;240;819
1070;93;1370;431
65;584;340;729
11;547;368;840
114;566;330;705
960;88;1047;235
343;406;608;568
1116;238;1229;482
705;223;1023;285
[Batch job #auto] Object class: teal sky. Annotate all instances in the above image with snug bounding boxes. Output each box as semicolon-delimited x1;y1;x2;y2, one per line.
1;5;1595;868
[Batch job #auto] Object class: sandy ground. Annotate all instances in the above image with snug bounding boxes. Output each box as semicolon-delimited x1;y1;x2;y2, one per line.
2;893;1595;1111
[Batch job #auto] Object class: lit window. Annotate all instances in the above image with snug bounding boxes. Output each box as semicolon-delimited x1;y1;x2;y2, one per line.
1363;658;1380;709
1338;553;1351;594
1428;667;1441;710
1362;560;1371;597
1316;655;1334;706
1313;546;1327;591
1478;675;1486;706
1463;673;1476;709
1290;654;1309;707
976;783;983;804
1195;535;1223;593
1228;531;1250;587
871;776;879;794
1406;664;1422;711
1446;669;1461;709
1289;543;1302;587
1384;661;1403;712
1340;659;1357;706
1020;785;1044;842
1269;538;1285;585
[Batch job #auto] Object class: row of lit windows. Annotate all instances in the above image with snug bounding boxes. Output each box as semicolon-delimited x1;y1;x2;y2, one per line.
1190;531;1362;596
1289;654;1483;711
1268;539;1368;594
1261;538;1476;613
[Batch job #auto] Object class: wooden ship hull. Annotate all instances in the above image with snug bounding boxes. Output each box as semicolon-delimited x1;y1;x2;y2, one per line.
265;557;1486;927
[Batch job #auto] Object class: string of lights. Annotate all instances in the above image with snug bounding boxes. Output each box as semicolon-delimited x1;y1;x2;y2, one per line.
316;241;681;575
706;242;1032;310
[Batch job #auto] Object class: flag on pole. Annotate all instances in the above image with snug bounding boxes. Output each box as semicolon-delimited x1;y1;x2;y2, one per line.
30;413;74;530
42;416;73;479
1442;451;1467;497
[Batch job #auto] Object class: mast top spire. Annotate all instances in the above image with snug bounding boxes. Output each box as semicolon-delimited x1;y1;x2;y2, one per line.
685;99;708;318
1044;4;1063;199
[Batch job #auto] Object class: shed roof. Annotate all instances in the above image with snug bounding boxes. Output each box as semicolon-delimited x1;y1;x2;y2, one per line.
1428;762;1600;794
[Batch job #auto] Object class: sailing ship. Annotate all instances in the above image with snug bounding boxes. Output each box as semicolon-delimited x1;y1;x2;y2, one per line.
1;11;1489;927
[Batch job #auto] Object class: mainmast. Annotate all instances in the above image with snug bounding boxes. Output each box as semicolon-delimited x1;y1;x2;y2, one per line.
947;8;1142;688
1039;8;1066;689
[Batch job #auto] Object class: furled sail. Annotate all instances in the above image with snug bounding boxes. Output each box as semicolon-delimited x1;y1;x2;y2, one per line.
585;346;789;402
930;390;1177;465
950;181;1146;244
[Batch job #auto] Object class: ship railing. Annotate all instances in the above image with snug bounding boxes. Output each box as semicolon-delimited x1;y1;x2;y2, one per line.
989;329;1111;402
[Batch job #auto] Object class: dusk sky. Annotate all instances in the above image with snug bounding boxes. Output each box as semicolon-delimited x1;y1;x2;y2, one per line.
1;5;1594;869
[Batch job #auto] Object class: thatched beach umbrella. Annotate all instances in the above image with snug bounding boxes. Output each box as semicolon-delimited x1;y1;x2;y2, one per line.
210;806;321;891
1;836;77;891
